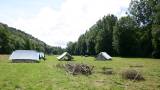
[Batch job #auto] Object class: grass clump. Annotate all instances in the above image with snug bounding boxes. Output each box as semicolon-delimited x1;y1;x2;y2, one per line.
56;63;65;69
129;65;143;68
122;69;144;81
102;67;113;75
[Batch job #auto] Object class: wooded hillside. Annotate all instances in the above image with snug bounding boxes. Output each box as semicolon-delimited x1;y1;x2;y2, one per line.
0;23;64;54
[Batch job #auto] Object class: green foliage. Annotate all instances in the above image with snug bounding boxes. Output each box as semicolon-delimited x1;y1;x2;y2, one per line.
153;2;160;24
0;23;64;54
95;15;117;55
112;16;139;56
67;15;117;55
151;25;160;58
67;42;81;55
0;24;12;54
151;0;160;58
77;35;87;55
66;0;160;58
129;0;153;26
138;28;153;57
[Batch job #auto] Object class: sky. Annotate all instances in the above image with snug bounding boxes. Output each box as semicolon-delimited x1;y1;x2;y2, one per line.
0;0;130;48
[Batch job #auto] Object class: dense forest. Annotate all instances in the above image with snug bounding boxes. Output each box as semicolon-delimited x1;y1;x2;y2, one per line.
66;0;160;58
0;23;64;54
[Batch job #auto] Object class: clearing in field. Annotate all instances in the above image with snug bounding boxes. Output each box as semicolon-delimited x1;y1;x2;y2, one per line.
0;55;160;90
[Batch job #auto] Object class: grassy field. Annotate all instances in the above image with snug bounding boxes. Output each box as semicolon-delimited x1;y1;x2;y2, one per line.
0;55;160;90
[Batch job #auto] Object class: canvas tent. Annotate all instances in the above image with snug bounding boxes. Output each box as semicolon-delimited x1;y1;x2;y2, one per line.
10;50;40;63
96;52;112;60
57;52;73;61
39;52;45;60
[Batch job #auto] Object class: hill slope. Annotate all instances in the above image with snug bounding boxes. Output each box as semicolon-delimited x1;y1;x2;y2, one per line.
0;22;64;54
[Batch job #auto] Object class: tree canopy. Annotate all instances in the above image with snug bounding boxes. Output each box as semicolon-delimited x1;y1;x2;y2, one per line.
66;0;160;58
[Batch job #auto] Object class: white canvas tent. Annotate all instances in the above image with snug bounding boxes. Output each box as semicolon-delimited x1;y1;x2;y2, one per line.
39;52;45;59
57;52;73;61
10;50;40;63
96;52;112;60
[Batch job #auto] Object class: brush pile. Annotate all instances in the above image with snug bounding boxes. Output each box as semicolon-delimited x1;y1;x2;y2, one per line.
65;63;94;75
122;69;144;81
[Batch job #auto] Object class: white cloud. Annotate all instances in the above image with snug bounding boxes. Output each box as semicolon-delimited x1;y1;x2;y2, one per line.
11;0;130;48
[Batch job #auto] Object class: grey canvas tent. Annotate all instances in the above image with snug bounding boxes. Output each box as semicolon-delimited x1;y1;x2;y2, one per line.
57;52;73;61
10;50;40;63
96;52;112;60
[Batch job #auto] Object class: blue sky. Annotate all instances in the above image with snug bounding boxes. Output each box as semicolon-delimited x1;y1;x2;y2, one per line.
0;0;130;48
0;0;63;22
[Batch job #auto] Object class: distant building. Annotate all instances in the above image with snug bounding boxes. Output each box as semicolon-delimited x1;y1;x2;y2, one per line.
10;50;40;63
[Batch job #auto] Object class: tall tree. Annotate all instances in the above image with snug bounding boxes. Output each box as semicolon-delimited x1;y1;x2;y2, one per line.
151;1;160;58
152;25;160;58
0;24;10;53
95;15;117;55
112;16;138;57
77;34;87;55
129;0;153;26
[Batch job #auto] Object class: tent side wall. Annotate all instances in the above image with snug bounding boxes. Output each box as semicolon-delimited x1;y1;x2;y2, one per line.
96;55;107;60
12;59;40;63
58;56;72;61
96;52;112;60
10;50;40;62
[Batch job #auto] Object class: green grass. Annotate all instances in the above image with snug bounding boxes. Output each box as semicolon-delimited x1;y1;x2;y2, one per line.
0;55;160;90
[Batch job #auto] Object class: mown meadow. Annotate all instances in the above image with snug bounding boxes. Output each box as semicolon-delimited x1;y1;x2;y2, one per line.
0;55;160;90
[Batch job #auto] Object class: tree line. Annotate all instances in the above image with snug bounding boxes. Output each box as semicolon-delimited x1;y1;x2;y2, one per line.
0;23;64;54
66;0;160;58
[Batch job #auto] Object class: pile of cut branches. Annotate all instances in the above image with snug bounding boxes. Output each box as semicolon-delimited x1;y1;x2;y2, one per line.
64;63;94;75
122;69;144;81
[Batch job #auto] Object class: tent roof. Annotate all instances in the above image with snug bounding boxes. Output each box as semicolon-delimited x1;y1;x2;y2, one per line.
57;52;72;60
97;52;112;60
10;50;40;61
